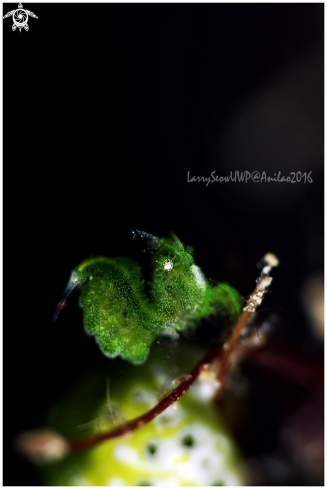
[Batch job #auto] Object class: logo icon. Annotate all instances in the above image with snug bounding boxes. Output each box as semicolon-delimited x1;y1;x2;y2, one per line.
3;3;38;32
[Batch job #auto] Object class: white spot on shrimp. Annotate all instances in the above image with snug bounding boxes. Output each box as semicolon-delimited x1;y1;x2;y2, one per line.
191;265;206;290
164;260;173;271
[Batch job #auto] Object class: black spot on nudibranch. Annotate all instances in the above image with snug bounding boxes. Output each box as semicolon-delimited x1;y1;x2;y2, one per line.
181;434;195;447
146;442;157;455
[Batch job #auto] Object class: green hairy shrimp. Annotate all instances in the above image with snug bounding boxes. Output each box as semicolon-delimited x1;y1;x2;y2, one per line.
55;231;243;363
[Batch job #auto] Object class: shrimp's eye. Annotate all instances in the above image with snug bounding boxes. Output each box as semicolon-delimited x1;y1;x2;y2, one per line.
163;260;173;271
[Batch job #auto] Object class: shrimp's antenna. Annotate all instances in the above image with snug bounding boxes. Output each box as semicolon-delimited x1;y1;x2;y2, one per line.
53;271;83;323
130;228;159;249
130;229;158;241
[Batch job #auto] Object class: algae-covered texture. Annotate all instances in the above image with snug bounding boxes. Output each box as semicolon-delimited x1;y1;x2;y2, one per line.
62;232;243;363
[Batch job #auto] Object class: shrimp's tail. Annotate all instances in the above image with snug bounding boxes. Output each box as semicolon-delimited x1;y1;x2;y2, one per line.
53;271;83;323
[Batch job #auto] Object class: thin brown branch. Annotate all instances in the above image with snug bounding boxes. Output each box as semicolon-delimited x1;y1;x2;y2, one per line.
217;310;252;383
68;346;219;452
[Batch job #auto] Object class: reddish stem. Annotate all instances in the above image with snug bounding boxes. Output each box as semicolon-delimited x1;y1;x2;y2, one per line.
68;309;255;452
217;310;251;383
68;346;220;451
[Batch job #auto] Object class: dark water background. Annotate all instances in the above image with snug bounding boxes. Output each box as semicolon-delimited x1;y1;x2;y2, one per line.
4;4;323;485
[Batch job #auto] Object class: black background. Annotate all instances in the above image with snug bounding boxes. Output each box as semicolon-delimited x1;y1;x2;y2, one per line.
4;3;323;486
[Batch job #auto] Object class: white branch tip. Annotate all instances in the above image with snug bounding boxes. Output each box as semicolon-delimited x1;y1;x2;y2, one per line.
263;253;279;268
257;276;273;291
244;253;279;313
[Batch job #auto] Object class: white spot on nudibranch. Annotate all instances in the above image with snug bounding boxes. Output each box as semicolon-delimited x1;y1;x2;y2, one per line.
108;477;126;486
